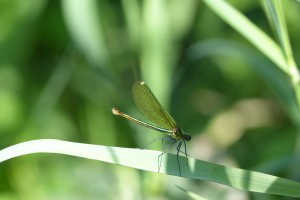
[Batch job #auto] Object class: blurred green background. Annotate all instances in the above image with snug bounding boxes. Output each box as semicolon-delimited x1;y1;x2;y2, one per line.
1;0;300;199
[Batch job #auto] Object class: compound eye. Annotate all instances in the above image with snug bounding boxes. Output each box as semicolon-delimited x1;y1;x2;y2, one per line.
187;135;191;141
184;135;191;141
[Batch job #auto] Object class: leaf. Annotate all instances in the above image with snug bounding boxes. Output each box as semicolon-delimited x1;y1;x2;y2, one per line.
262;0;296;69
174;185;208;200
202;0;289;74
262;0;300;126
1;139;300;197
62;0;109;68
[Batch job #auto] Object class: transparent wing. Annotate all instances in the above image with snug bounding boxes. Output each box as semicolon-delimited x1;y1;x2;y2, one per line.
132;81;177;129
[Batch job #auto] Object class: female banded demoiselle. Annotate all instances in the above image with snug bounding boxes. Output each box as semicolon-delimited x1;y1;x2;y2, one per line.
112;81;191;176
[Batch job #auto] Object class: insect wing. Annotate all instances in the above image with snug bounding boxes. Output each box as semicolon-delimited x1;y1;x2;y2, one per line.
132;81;177;129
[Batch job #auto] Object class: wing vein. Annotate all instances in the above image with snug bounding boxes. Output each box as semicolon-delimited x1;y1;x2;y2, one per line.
132;81;177;129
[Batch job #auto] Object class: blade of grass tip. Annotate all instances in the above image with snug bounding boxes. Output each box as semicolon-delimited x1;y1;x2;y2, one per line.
202;0;288;74
174;185;208;200
1;139;300;197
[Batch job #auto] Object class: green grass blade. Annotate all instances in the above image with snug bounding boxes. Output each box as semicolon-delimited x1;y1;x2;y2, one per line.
202;0;288;74
262;0;300;127
262;0;297;70
1;139;300;197
174;185;208;200
187;39;300;125
62;0;109;68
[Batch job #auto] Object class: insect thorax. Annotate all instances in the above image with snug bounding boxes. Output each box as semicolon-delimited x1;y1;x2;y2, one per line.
172;126;182;140
172;126;191;141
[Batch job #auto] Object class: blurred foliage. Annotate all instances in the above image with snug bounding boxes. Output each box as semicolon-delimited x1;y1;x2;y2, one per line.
0;0;300;199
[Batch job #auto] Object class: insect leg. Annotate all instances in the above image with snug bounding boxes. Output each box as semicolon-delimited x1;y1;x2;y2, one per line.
183;140;189;168
176;141;182;176
142;137;166;149
158;138;177;173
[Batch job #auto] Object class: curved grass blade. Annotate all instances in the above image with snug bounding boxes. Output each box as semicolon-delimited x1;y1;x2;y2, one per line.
202;0;288;74
132;81;177;129
1;139;300;198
